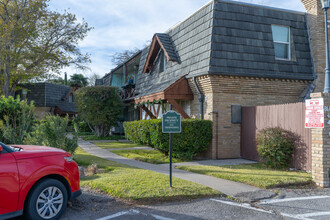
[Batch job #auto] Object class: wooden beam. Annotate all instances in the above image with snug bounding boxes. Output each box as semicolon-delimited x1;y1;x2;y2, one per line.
142;105;156;119
135;92;165;103
167;99;190;119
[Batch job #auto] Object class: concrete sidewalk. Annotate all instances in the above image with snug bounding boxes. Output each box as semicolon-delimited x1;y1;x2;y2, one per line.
78;138;275;202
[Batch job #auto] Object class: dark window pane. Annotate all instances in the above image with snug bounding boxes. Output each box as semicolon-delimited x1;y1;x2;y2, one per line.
274;43;289;59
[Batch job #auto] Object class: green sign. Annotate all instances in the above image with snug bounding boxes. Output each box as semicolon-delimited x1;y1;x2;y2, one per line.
162;111;181;133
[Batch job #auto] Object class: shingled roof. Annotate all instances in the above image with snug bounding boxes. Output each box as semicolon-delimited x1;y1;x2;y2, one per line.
208;0;314;81
134;0;315;99
17;83;77;113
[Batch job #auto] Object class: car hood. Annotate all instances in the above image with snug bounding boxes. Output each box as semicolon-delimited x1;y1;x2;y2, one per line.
10;145;68;160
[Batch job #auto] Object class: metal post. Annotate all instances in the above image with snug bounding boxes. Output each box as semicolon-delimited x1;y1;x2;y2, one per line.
169;104;173;187
324;8;330;93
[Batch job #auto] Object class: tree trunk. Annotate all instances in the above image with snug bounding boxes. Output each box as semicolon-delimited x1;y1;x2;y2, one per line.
3;64;10;97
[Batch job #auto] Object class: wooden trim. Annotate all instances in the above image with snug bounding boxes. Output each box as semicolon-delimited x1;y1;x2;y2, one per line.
152;104;157;118
142;104;156;119
165;94;194;100
167;99;190;119
143;35;159;73
135;92;165;103
164;76;194;100
142;34;177;74
140;106;142;120
155;104;161;118
135;77;194;104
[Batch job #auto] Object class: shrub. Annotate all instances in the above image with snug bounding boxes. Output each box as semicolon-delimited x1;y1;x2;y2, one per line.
78;121;92;132
0;96;35;144
124;120;152;145
24;115;78;154
124;119;212;160
256;127;295;169
74;86;123;137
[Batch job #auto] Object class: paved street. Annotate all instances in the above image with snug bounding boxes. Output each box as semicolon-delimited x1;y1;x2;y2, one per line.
62;191;280;220
61;190;330;220
10;187;330;220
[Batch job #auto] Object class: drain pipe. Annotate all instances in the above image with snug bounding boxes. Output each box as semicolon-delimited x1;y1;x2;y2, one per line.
193;77;204;119
209;111;219;159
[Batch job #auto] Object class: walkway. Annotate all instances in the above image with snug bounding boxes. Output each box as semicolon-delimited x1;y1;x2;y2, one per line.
78;138;275;201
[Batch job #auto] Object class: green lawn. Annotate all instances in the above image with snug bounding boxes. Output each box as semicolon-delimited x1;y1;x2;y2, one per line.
81;135;125;141
113;149;186;164
94;141;144;149
73;148;221;202
176;164;313;189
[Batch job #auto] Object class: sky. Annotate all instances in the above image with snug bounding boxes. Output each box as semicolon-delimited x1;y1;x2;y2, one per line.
48;0;305;79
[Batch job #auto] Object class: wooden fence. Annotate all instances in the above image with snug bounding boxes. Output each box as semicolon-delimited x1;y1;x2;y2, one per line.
241;102;312;171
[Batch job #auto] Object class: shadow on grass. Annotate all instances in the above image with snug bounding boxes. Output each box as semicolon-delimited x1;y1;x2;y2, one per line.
185;169;311;179
81;175;102;181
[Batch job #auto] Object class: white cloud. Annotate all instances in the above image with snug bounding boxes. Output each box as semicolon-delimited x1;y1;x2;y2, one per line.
49;0;306;78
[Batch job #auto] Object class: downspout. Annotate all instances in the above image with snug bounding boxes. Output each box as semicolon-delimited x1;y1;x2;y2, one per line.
193;77;204;119
304;13;316;100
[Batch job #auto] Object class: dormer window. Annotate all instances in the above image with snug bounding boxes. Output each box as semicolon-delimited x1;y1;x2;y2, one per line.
159;50;167;73
142;33;179;73
271;25;290;60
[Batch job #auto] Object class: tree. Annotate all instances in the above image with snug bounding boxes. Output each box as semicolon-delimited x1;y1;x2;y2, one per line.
74;87;123;136
88;73;100;86
47;76;65;85
69;73;88;87
110;48;140;66
0;0;92;97
74;86;123;137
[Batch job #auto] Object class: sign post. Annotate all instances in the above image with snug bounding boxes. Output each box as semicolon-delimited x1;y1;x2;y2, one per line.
305;98;324;128
162;105;181;187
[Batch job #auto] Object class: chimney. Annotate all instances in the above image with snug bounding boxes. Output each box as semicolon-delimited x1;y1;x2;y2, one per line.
64;72;68;85
302;0;327;92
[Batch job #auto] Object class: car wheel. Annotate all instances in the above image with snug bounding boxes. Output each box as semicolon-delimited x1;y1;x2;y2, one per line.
25;178;68;220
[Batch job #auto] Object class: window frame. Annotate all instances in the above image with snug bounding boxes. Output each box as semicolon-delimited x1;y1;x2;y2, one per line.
271;25;291;61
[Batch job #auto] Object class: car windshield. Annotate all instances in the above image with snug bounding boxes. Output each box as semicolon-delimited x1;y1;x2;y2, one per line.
0;142;22;152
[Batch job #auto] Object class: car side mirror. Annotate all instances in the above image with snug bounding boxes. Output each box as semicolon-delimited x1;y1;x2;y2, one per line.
0;146;2;153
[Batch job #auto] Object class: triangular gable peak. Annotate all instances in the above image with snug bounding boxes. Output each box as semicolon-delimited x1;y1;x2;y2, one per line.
142;33;179;73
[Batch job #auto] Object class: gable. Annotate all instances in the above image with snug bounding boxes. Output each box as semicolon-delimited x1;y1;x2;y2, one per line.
142;33;179;73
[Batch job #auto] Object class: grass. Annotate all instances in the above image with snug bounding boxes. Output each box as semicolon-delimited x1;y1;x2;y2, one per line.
113;149;186;164
94;141;144;149
81;135;125;141
176;163;313;189
73;148;221;203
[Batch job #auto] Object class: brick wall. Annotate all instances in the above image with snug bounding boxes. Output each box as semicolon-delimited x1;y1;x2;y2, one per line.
301;0;326;92
189;75;310;159
310;92;330;187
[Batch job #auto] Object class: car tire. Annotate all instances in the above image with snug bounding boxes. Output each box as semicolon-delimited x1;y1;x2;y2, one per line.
25;178;68;220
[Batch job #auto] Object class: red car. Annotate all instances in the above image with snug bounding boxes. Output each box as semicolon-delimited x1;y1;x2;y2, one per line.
0;142;81;220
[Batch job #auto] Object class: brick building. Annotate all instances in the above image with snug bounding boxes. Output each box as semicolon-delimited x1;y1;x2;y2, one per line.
101;0;321;159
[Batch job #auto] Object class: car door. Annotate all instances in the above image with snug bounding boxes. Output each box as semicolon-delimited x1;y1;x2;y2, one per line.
0;146;19;215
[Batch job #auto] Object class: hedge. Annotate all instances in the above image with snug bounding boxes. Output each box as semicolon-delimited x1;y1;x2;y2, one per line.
123;119;212;160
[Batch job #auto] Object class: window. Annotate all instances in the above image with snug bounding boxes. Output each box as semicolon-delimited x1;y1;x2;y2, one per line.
68;94;73;103
271;25;290;60
159;50;167;73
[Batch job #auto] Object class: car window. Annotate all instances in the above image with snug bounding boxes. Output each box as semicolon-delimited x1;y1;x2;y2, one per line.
0;142;10;154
